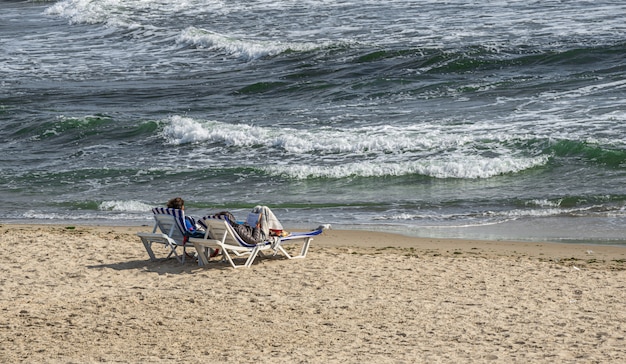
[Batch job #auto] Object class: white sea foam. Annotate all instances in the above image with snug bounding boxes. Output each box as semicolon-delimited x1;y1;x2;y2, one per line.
160;115;550;178
99;200;153;212
161;115;277;147
177;27;321;60
45;0;124;26
161;115;513;154
22;208;152;221
263;156;548;179
161;116;216;145
46;0;202;26
45;0;337;62
19;201;153;222
378;204;615;226
45;0;626;50
526;199;561;208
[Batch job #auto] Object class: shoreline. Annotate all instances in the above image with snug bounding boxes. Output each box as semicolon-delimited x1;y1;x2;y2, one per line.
3;215;626;247
3;222;625;270
2;223;625;362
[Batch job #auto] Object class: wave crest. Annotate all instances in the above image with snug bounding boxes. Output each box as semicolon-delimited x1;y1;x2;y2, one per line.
159;115;551;179
263;157;548;179
99;200;153;212
176;26;323;60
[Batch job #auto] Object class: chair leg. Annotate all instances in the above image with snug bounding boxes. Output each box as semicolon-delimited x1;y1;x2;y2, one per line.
140;238;157;261
222;249;239;268
277;237;313;259
192;243;209;266
165;242;183;263
299;238;312;258
244;246;261;268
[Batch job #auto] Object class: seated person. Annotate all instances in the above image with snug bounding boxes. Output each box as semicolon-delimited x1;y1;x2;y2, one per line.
166;197;204;237
213;211;265;245
215;205;285;245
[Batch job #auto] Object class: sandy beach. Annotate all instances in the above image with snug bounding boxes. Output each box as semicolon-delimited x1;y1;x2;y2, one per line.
1;223;625;363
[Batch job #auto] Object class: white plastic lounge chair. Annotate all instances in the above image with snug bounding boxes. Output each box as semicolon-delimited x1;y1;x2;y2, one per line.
189;215;327;268
136;207;196;263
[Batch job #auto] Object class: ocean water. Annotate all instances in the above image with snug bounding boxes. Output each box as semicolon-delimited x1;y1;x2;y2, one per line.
2;0;626;244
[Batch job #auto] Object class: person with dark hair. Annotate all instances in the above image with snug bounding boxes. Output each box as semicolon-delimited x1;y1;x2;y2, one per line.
166;197;201;234
166;197;185;210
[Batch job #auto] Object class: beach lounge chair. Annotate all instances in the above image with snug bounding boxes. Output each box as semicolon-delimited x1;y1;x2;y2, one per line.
136;207;196;263
189;215;327;268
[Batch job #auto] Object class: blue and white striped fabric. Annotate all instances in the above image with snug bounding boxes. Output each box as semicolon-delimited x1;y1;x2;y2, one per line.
151;207;191;242
137;207;197;264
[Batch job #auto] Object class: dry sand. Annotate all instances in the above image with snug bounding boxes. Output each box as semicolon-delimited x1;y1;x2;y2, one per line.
1;223;625;363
